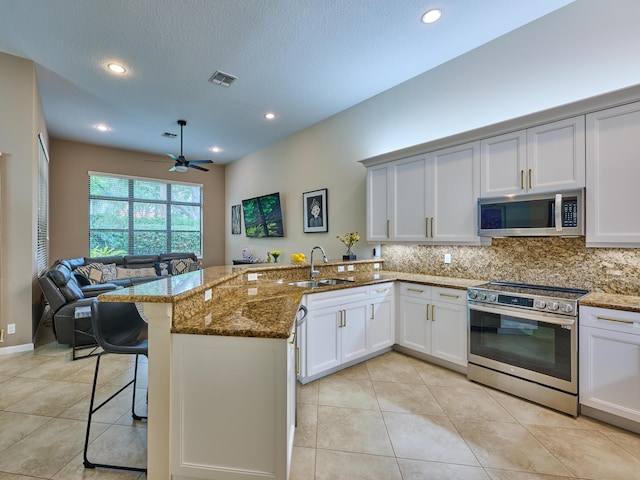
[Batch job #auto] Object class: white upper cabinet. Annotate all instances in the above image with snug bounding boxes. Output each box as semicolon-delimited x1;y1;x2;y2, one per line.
586;101;640;247
391;154;431;242
365;141;482;244
481;116;585;196
429;141;481;243
480;130;527;197
366;163;392;242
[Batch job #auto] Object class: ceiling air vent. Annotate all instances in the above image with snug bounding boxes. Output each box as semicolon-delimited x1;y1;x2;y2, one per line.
208;70;237;87
162;132;178;138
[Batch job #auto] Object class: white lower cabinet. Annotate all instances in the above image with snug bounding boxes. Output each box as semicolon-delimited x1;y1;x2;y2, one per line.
299;283;395;383
398;283;467;368
579;306;640;425
171;331;295;480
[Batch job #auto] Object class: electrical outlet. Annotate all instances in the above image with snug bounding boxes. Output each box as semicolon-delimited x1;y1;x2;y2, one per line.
337;266;345;273
204;289;212;301
7;324;15;334
444;253;452;264
347;265;355;271
373;263;380;270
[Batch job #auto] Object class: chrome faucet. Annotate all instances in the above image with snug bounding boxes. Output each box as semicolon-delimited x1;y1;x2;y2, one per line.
310;246;328;279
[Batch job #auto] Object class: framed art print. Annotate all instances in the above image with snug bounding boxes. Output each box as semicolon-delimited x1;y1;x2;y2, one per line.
303;188;328;233
231;204;242;234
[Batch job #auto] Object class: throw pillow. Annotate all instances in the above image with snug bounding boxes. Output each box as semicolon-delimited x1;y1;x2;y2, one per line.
74;262;104;285
115;267;158;279
154;261;170;276
169;258;195;275
101;263;117;282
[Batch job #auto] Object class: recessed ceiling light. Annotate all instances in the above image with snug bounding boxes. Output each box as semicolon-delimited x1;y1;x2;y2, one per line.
211;146;222;153
107;63;126;74
94;124;110;132
422;8;442;24
264;112;276;120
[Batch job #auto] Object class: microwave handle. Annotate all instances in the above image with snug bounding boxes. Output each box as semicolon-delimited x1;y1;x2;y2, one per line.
555;193;562;232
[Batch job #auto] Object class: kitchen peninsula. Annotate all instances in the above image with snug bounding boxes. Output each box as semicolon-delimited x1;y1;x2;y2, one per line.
98;260;481;479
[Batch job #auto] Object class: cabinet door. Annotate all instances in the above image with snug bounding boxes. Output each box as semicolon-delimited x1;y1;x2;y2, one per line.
586;102;640;246
430;141;481;242
368;290;394;352
366;164;391;242
391;154;430;241
306;307;341;377
480;130;527;196
340;302;369;364
527;116;585;193
431;300;467;367
398;296;431;354
580;325;640;423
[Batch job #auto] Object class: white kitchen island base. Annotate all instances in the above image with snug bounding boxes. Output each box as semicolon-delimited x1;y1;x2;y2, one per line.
171;332;296;480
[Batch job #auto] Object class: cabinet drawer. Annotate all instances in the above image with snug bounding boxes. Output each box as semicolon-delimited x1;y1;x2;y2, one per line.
580;306;640;334
306;286;369;310
400;283;431;299
432;287;466;305
369;283;394;299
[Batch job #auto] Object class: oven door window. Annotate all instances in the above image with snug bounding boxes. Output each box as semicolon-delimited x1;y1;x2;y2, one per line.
469;308;572;381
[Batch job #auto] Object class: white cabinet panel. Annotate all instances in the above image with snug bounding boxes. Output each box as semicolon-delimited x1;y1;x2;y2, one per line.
586;102;640;246
481;130;527;196
398;283;467;367
392;155;430;241
579;307;640;424
306;307;341;377
481;116;585;197
527;116;585;193
366;163;391;242
368;283;395;351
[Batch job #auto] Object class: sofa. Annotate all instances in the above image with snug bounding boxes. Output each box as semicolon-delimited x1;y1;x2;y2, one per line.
38;252;199;358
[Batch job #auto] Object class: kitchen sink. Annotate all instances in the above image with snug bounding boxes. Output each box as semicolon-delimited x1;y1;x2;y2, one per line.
318;278;354;285
288;278;354;288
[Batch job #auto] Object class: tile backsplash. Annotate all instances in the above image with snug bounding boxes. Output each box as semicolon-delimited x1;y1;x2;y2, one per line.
381;238;640;295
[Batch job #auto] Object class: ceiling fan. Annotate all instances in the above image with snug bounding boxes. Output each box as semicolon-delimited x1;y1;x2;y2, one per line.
167;120;213;172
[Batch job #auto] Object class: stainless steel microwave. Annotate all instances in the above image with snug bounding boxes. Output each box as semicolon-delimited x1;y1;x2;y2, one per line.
478;189;584;237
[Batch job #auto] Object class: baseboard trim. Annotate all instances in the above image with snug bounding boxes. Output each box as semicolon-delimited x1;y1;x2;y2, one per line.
0;343;34;355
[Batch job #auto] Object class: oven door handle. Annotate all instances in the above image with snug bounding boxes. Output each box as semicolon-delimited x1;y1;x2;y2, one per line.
468;302;575;327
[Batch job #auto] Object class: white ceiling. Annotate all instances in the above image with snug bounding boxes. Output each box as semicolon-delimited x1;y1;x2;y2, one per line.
0;0;574;165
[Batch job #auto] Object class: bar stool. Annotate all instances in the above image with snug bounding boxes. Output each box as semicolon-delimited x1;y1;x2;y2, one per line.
83;302;148;473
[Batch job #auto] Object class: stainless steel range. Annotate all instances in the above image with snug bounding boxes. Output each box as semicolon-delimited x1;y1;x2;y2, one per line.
467;281;589;416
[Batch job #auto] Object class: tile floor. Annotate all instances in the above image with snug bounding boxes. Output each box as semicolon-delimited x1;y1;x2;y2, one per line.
1;328;640;479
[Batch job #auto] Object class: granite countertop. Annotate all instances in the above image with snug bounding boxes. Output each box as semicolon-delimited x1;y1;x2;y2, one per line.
99;260;640;338
98;262;485;339
579;292;640;313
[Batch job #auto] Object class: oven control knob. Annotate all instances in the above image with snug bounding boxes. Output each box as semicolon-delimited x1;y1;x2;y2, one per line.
562;304;574;313
478;293;487;300
548;302;560;311
534;299;546;309
468;290;477;299
488;294;497;302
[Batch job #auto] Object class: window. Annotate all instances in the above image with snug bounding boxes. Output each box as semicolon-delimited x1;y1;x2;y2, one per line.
88;172;203;257
37;133;49;276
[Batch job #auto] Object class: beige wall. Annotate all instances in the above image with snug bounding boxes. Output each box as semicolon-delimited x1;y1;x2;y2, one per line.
49;139;226;268
225;0;640;273
0;52;47;348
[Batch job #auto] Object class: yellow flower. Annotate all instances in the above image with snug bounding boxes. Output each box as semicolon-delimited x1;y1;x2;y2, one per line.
336;232;359;248
270;250;281;256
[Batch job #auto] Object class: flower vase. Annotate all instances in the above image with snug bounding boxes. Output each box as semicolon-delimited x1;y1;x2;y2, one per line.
272;255;279;263
343;247;356;261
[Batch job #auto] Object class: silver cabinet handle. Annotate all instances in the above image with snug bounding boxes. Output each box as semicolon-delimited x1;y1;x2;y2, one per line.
343;310;346;327
407;288;424;293
386;219;390;238
432;304;436;322
370;304;375;320
426;303;430;321
529;168;533;189
520;170;525;190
